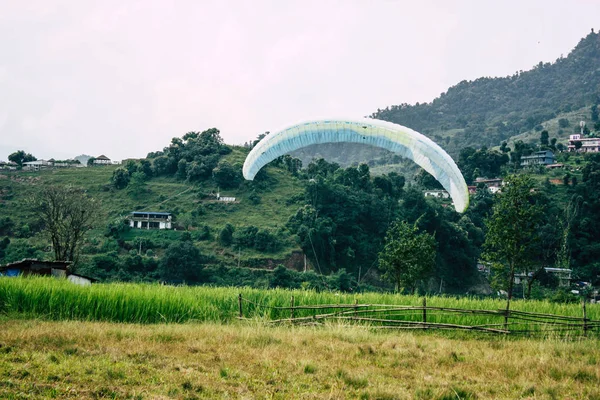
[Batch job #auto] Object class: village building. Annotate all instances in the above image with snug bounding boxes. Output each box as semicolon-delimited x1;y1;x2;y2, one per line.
0;161;17;170
128;211;173;230
0;259;95;285
568;134;600;153
474;177;504;194
514;268;572;288
423;189;450;199
22;159;53;170
520;150;556;167
216;193;236;202
93;155;112;165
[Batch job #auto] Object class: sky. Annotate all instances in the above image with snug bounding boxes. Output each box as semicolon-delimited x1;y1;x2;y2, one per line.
1;0;599;161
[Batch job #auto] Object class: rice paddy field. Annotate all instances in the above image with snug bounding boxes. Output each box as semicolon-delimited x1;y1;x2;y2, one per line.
1;277;598;332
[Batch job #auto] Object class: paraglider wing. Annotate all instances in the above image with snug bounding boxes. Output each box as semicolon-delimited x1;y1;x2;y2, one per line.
243;118;469;212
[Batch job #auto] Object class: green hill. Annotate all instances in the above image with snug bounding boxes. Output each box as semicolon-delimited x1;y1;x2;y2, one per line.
3;32;600;292
367;31;600;156
0;146;307;276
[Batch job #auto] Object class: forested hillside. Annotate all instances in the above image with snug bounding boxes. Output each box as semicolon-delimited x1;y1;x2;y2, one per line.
3;32;600;296
372;31;600;155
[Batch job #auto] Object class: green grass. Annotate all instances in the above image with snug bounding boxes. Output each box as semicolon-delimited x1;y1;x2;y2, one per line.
0;160;304;265
1;277;597;330
2;319;599;399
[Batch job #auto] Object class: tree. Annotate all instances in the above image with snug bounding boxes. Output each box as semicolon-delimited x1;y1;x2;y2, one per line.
592;104;599;122
111;167;130;189
483;175;542;303
158;241;204;283
8;150;36;168
0;237;10;261
213;161;242;189
87;157;96;166
574;141;583;151
32;185;97;262
219;223;235;246
540;130;549;147
378;220;436;293
128;171;147;198
558;118;570;129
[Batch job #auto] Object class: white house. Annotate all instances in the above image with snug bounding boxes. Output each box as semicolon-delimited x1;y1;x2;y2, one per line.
128;211;173;230
216;193;236;202
22;160;52;170
423;190;450;199
568;134;600;153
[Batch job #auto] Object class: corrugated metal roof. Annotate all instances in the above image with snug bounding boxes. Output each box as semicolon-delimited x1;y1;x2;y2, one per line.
130;211;172;216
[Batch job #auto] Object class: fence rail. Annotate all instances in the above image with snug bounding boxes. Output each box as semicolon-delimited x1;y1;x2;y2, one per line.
236;294;599;336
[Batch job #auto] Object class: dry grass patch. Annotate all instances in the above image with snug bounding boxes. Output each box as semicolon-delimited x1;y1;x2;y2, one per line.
0;319;599;399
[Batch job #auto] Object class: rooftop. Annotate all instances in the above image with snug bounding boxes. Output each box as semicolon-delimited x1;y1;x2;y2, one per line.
130;211;172;216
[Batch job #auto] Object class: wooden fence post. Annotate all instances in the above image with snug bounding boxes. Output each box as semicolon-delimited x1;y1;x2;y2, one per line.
238;293;243;319
291;296;295;320
504;297;511;333
354;299;358;319
582;299;588;337
423;297;427;329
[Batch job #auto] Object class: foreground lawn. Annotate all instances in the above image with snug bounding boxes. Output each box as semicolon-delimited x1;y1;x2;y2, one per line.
0;320;599;399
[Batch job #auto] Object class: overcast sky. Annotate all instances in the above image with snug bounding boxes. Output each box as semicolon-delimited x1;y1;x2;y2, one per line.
1;0;599;161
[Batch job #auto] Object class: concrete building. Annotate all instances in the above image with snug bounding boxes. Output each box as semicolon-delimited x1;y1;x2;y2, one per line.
474;177;504;194
22;160;52;170
568;134;600;153
423;189;450;199
520;150;556;167
128;211;173;230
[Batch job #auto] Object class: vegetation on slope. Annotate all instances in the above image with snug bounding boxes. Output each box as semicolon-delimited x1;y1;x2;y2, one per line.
371;31;600;155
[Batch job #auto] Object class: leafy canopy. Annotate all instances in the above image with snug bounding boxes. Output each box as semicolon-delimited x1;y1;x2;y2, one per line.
378;220;436;293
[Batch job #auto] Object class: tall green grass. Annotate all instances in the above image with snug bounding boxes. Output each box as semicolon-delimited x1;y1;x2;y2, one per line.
0;277;598;329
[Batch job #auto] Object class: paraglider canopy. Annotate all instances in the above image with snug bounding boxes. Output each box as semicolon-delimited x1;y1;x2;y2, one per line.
243;118;469;212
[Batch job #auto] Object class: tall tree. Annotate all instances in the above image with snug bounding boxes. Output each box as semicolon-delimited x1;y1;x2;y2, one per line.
378;220;436;293
540;130;549;147
483;175;542;303
8;150;36;168
32;186;98;262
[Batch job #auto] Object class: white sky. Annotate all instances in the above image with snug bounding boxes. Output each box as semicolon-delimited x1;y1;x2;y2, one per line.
1;0;599;161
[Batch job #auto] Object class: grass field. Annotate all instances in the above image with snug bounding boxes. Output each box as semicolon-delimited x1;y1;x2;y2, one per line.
0;154;304;266
1;277;598;329
0;319;599;399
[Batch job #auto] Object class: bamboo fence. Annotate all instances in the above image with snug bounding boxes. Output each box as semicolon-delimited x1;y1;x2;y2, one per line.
237;294;600;336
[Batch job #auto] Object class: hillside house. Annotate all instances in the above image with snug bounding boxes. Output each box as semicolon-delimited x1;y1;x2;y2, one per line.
520;150;556;166
423;190;450;199
128;211;172;230
93;155;112;165
568;134;600;153
0;259;95;285
474;177;503;194
216;193;236;202
514;268;572;288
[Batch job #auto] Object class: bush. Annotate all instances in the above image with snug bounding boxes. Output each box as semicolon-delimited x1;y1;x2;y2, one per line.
158;241;205;283
111;168;130;189
233;226;258;248
219;224;235;246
